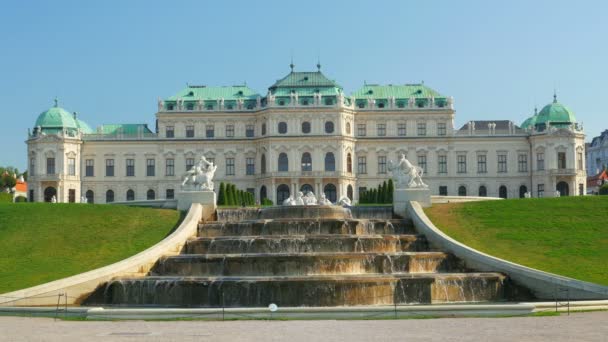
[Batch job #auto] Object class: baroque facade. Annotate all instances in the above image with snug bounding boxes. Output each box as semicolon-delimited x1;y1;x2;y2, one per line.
26;67;587;204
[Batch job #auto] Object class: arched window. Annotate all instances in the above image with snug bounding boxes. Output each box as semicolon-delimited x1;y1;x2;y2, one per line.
261;123;267;135
347;184;353;201
277;184;290;203
106;190;114;203
85;190;94;204
301;152;312;171
147;189;155;200
346;122;351;134
519;185;528;198
478;186;487;197
346;153;352;173
261;154;267;174
260;186;267;202
499;185;508;199
458;186;467;196
278;153;289;172
325;121;334;134
300;184;314;195
278;122;287;134
556;181;569;196
44;187;57;203
126;189;135;201
324;184;337;203
302;121;311;134
325;152;335;172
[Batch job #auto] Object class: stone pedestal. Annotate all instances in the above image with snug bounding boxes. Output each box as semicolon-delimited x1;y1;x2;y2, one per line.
393;188;431;217
177;190;216;211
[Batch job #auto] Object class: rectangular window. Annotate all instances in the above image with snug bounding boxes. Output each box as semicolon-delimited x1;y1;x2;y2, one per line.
518;154;528;172
357;124;366;137
166;126;174;138
166;189;174;200
85;159;94;177
126;159;135;177
146;159;155;177
457;155;467;173
417;155;427;174
477;155;487;173
438;155;447;174
357;156;367;174
166;158;175;176
186;125;194;138
377;156;387;174
246;124;254;138
417;122;426;136
30;158;35;176
206;125;214;138
46;158;55;175
186;158;195;172
226;124;235;138
105;159;114;177
29;189;34;202
246;157;255;175
377;123;386;137
497;154;507;173
397;123;407;136
439;186;448;196
557;152;566;169
537;153;545;171
577;152;583;170
68;158;76;176
537;184;544;198
226;158;235;176
437;123;447;136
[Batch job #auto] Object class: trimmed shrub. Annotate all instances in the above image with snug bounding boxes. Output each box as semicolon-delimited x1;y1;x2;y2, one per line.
600;183;608;195
15;196;27;203
217;182;226;205
0;193;13;203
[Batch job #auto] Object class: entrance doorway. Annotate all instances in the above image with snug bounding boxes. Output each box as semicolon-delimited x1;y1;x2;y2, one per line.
44;187;57;202
556;181;569;196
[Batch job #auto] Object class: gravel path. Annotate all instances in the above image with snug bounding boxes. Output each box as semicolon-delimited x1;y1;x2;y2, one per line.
0;311;606;342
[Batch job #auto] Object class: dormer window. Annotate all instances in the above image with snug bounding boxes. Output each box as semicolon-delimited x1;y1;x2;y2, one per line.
324;98;333;105
279;100;285;106
167;104;174;111
302;100;309;105
206;105;213;110
226;105;233;110
377;102;385;108
186;103;194;110
397;101;405;108
303;77;309;81
188;91;194;96
246;104;254;110
357;102;365;109
237;90;243;96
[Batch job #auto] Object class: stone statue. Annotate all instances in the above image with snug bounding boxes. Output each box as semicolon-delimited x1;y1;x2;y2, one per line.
181;156;217;191
51;195;57;203
338;196;351;206
303;192;317;205
317;194;332;205
282;196;295;206
294;191;305;205
81;196;87;203
157;98;164;111
388;154;428;189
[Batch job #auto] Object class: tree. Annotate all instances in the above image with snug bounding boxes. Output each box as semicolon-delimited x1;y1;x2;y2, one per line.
380;181;388;203
217;182;226;205
600;183;608;195
387;179;394;203
225;183;234;205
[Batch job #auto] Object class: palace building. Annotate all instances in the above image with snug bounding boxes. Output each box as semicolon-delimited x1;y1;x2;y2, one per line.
26;66;587;204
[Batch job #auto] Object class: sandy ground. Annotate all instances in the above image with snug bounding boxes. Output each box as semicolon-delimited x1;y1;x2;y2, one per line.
0;311;606;342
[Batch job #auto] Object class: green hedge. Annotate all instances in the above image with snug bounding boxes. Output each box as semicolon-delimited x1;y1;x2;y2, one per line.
217;182;255;206
0;193;13;203
600;183;608;195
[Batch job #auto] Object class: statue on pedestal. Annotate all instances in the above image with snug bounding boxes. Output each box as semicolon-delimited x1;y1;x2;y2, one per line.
388;154;428;189
181;156;217;191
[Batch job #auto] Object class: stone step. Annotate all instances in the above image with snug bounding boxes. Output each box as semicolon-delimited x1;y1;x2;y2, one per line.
184;234;429;254
94;273;506;307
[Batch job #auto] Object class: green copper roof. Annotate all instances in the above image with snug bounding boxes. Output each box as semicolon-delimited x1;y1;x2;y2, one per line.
99;124;153;135
167;85;260;101
351;84;445;99
34;102;78;130
269;71;342;90
535;95;576;126
520;113;538;129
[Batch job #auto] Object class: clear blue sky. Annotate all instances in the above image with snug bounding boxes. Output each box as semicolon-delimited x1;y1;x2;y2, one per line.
1;0;607;171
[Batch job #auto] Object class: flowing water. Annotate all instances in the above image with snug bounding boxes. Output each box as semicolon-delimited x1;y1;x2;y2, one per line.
87;205;508;307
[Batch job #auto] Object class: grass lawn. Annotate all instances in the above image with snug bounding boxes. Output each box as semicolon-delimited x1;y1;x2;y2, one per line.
424;196;608;286
0;203;181;294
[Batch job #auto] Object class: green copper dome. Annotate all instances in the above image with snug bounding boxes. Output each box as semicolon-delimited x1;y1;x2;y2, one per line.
34;100;78;130
520;108;539;129
535;95;576;126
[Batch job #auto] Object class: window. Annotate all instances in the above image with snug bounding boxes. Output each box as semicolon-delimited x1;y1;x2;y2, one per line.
206;124;214;138
479;185;487;197
86;190;94;203
147;189;155;200
358;102;365;109
126;159;135;177
278;153;289;172
166;126;174;138
325;152;335;172
301;184;314;194
417;122;426;136
438;155;447;174
30;158;35;176
301;152;312;171
246;157;255;175
477;155;487;173
458;186;467;196
106;190;114;203
357;124;366;136
277;184;290;203
29;189;34;202
186;125;194;138
577;152;583;170
558;152;566;169
347;153;352;173
68;158;76;176
105;159;114;177
437;123;447;136
346;122;351;134
46;158;55;175
69;189;76;203
357;156;367;174
261;154;267;174
499;185;508;199
347;185;353;201
398;123;407;136
377;123;386;136
439;186;448;196
457;155;467;173
324;184;337;203
126;189;135;201
579;183;584;196
186;103;194;110
166;189;174;200
85;159;94;177
146;159;155;177
260;186;267;202
537;184;544;198
246;124;254;137
518;154;528;172
302;121;311;134
378;156;387;174
166;159;175;176
325;121;334;134
261;123;267;135
417;155;427;174
167;104;174;110
278;122;287;134
537;153;545;171
497;154;507;173
519;185;528;198
226;124;234;138
226;158;235;176
324;98;333;105
186;158;195;172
